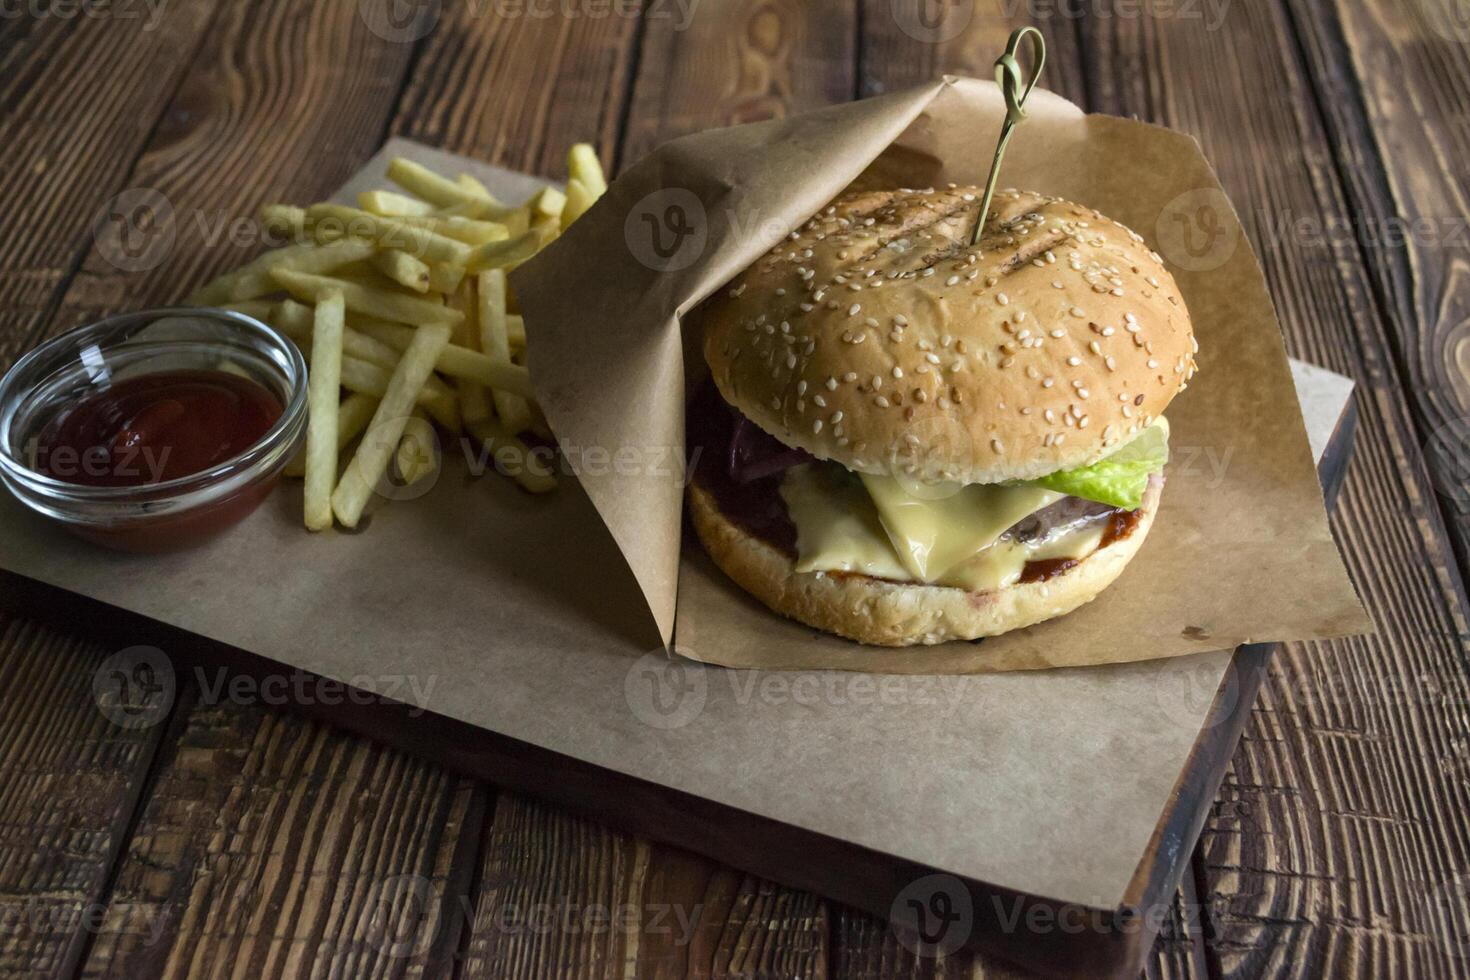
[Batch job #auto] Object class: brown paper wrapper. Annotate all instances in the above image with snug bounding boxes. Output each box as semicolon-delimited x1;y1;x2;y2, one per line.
515;76;1369;672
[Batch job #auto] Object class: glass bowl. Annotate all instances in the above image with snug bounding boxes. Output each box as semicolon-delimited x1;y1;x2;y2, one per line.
0;307;307;552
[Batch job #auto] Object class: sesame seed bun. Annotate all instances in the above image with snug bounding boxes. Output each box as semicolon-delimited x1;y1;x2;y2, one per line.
688;475;1161;647
694;187;1197;484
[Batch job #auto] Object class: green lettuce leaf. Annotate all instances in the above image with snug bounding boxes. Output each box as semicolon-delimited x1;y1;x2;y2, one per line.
1028;417;1170;509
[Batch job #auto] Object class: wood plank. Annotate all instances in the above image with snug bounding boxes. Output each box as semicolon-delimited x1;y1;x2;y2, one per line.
458;794;828;980
0;7;224;977
15;2;483;977
50;0;422;332
1286;0;1470;571
619;0;858;170
0;615;174;978
389;0;639;178
856;0;1088;107
1080;2;1470;977
0;0;220;363
79;693;479;978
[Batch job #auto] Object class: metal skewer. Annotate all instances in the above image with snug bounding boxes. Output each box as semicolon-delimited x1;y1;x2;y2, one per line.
973;27;1047;246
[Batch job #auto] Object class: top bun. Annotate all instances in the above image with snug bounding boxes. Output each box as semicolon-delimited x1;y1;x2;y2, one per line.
694;187;1198;484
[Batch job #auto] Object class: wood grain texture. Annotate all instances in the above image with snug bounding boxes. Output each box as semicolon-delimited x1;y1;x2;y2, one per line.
458;795;828;980
49;0;421;334
1081;1;1470;977
79;696;480;978
8;2;467;978
1285;0;1470;571
390;0;640;178
0;616;173;979
0;0;220;364
856;0;1088;107
620;0;857;170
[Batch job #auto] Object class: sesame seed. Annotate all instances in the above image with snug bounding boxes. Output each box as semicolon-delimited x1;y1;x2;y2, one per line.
1147;358;1159;369
946;275;960;286
832;411;844;423
826;377;838;390
875;396;890;408
843;371;858;382
991;438;1005;453
1067;356;1082;366
1088;341;1102;355
848;304;861;316
893;366;904;378
813;420;823;434
1070;306;1085;317
997;292;1010;306
1043;378;1056;388
797;380;807;395
814;394;827;407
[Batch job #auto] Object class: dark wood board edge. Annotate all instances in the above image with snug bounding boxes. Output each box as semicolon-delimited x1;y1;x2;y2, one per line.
1121;389;1357;932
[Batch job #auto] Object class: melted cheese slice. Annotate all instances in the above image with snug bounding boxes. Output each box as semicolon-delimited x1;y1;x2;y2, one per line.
858;475;1063;581
780;462;1107;592
780;464;911;581
944;523;1106;593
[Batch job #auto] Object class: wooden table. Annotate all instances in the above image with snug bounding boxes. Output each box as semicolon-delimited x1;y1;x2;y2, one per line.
1;1;1467;977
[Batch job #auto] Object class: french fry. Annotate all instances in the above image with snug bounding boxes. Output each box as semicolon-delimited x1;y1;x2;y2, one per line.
567;143;607;197
348;315;533;397
303;204;471;266
530;186;566;221
477;269;532;432
427;263;465;294
372;249;432;293
358;189;437;217
449;284;492;425
284;392;378;478
394;410;438;486
457;173;492;198
561;178;596;230
428;216;507;246
466;415;556;494
269;268;462;327
466;227;552;273
277;305;459;431
187;239;375;305
338;356;458;430
387;158;493;210
303;290;345;531
260;204;308;241
331;323;453;527
271;298;524;399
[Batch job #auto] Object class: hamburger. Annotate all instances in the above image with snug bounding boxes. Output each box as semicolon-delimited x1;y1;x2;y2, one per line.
685;187;1197;646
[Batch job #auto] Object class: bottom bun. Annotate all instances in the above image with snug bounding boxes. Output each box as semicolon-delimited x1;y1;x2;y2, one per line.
688;477;1161;647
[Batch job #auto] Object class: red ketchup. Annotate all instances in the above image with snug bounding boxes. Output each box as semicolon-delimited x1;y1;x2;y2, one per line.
32;369;283;550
